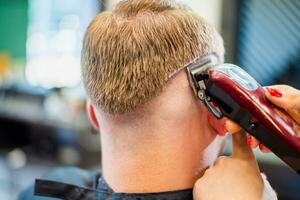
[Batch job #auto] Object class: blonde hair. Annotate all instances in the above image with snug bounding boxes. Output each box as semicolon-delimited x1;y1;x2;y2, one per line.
81;0;224;114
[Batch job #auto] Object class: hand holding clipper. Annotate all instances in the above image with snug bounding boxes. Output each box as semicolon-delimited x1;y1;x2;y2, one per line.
186;55;300;175
228;85;300;152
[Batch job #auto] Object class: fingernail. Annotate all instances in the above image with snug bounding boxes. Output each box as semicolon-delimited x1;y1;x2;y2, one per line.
266;87;282;98
246;136;252;146
259;144;264;151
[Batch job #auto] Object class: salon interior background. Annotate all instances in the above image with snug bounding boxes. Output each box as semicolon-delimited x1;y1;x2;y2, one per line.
0;0;299;199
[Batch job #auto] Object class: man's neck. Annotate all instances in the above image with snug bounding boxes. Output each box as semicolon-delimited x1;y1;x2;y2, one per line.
96;75;225;193
99;121;223;193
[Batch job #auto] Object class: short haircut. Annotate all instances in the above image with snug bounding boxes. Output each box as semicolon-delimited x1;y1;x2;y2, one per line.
81;0;224;114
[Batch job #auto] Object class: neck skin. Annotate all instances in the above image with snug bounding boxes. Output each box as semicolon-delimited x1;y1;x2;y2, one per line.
96;72;225;193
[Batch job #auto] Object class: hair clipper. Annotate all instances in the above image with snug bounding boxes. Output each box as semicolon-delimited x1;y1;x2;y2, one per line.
186;55;300;175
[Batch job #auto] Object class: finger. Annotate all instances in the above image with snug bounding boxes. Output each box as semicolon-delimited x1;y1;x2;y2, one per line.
232;130;255;160
259;144;271;153
265;85;300;127
247;135;271;153
225;119;242;134
212;156;228;167
247;135;259;149
265;85;300;110
286;109;300;125
226;121;260;149
247;136;271;153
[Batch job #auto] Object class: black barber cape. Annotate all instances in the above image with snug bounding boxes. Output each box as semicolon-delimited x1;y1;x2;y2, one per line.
35;177;193;200
18;167;193;200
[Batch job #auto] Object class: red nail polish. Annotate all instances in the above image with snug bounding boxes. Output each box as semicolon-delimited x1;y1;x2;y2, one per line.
266;87;282;98
247;136;252;146
259;144;264;151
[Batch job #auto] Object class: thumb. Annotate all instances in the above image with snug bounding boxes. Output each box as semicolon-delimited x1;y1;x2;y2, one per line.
265;85;300;110
232;130;255;160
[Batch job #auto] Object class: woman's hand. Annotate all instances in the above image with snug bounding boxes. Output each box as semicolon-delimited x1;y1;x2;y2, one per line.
193;131;264;200
265;85;300;124
226;85;300;152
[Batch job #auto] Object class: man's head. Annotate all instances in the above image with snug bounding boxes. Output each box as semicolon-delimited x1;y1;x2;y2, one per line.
81;0;226;192
82;0;224;115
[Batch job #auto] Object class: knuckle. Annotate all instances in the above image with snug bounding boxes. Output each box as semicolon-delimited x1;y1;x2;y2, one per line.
194;179;204;188
204;168;212;175
215;156;229;165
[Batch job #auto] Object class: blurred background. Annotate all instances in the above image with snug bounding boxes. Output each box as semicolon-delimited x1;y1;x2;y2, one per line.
0;0;299;199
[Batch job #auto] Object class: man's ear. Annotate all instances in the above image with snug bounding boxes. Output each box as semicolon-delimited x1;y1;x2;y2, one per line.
87;100;100;130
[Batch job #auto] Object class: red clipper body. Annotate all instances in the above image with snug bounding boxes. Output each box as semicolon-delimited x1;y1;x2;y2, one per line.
186;56;300;175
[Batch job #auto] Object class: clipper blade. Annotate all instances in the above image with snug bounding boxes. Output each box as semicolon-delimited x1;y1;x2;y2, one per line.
165;53;219;82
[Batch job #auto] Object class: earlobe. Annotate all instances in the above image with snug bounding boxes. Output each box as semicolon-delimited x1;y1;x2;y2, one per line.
207;112;227;136
87;101;100;130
